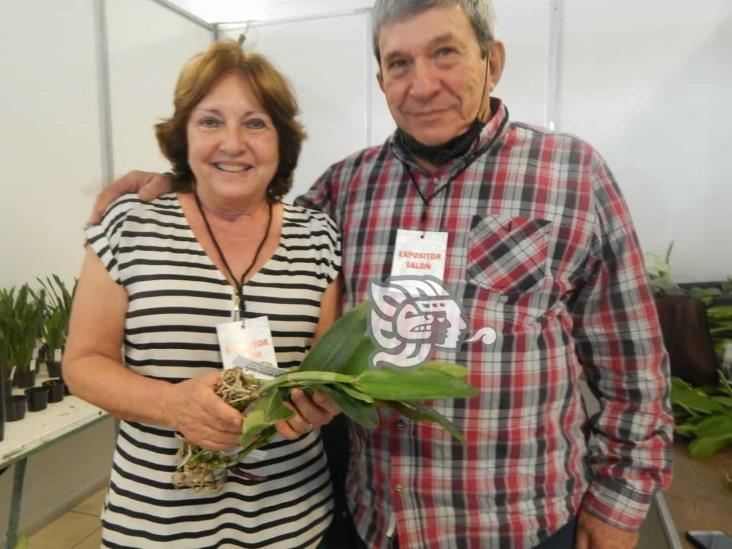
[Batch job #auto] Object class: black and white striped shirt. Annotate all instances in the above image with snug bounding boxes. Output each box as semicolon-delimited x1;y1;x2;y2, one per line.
86;193;341;548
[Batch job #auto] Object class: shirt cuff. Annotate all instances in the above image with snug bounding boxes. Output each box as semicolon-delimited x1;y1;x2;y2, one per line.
581;480;655;531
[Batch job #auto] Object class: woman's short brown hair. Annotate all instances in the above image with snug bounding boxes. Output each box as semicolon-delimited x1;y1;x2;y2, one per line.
155;40;306;202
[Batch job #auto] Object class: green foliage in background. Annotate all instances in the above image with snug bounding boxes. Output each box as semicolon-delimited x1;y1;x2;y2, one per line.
645;243;732;366
671;374;732;458
0;285;45;373
35;275;76;353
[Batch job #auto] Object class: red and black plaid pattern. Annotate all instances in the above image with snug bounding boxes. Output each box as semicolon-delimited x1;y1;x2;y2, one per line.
297;99;672;549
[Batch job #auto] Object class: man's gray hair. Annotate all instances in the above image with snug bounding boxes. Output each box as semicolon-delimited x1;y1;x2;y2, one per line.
371;0;496;62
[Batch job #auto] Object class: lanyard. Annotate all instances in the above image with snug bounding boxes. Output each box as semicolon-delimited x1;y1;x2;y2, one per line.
406;169;457;233
194;192;273;321
404;111;509;232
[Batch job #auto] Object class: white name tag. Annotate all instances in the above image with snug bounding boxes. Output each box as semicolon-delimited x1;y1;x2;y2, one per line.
391;229;448;280
216;316;280;380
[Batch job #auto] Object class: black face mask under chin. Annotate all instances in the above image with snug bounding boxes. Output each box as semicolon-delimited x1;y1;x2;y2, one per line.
396;119;484;166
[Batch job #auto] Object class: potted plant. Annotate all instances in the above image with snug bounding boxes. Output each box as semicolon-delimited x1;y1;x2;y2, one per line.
4;285;45;389
0;288;9;440
42;378;65;403
0;287;15;398
646;245;732;460
36;275;75;379
688;279;732;378
646;243;721;386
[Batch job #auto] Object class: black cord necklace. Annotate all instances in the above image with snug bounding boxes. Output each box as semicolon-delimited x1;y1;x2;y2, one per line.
193;191;273;321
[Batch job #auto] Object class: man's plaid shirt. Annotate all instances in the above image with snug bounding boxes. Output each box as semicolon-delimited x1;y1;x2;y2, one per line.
297;99;673;549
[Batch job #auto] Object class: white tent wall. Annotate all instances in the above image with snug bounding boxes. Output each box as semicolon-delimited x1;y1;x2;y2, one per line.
221;1;730;283
107;0;213;177
219;0;551;199
0;1;112;540
491;0;551;128
0;0;210;544
0;0;100;289
560;0;732;282
220;12;375;198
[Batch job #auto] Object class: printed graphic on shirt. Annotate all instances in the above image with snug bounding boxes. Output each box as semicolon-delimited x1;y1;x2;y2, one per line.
369;276;469;368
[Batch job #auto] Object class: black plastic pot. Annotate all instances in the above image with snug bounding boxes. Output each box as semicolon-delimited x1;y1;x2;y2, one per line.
43;379;65;403
37;343;49;363
1;371;10;401
25;386;49;412
6;395;26;422
13;369;36;389
46;361;62;379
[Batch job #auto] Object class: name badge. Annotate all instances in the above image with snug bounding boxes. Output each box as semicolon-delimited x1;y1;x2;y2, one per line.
391;229;448;280
216;316;280;379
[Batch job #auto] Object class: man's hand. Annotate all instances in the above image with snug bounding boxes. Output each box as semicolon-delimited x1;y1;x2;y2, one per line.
575;510;639;549
88;170;173;225
275;388;341;440
161;371;243;451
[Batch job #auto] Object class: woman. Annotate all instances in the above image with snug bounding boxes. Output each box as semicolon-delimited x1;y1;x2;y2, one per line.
64;40;342;548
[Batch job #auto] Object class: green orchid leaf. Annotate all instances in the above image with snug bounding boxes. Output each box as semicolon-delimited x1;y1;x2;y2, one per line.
711;396;732;408
707;306;732;321
355;367;477;401
674;424;698;437
333;382;374;403
316;384;379;428
689;433;732;459
239;426;277;457
692;415;732;438
338;336;375;376
298;301;370;373
671;384;726;415
420;361;470;379
239;389;293;449
381;400;465;443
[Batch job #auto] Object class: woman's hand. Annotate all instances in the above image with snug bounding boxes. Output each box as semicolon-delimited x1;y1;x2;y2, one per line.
275;389;341;440
161;371;243;450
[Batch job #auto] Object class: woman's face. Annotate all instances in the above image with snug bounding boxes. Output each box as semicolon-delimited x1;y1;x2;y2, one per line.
187;71;279;207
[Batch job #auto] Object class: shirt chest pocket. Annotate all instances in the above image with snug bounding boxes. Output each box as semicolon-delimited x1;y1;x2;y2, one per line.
467;214;551;294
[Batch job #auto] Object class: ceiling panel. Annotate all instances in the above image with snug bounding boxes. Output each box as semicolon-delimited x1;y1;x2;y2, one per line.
162;0;372;23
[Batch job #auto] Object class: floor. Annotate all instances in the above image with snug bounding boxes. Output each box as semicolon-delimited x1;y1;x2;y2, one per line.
26;486;105;549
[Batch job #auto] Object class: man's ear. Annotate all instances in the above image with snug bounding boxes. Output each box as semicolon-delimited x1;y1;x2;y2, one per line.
377;69;385;93
486;40;506;93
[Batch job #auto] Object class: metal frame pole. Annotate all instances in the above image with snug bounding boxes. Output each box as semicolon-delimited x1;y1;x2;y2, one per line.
546;0;564;131
94;0;114;185
5;457;27;549
216;8;372;33
146;0;213;31
365;10;374;147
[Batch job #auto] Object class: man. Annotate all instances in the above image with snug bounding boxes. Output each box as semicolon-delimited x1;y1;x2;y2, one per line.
92;1;672;547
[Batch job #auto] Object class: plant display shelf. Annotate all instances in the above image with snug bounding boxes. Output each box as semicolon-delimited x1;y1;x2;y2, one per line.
0;386;108;549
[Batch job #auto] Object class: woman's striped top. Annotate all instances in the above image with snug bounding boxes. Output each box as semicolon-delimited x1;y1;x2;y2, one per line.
85;193;341;549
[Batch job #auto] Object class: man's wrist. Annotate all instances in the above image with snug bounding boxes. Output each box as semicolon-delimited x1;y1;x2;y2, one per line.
582;486;649;531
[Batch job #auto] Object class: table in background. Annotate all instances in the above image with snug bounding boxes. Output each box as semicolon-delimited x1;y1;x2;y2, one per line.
0;395;108;549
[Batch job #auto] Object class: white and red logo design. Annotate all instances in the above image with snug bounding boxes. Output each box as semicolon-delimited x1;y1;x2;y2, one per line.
369;276;495;368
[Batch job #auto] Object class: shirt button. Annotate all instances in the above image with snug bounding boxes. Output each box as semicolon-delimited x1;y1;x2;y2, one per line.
395;484;403;493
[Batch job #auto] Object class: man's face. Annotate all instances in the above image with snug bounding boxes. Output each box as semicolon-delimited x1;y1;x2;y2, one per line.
377;4;501;146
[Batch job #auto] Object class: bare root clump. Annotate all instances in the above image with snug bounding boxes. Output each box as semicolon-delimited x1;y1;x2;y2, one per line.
172;369;264;492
